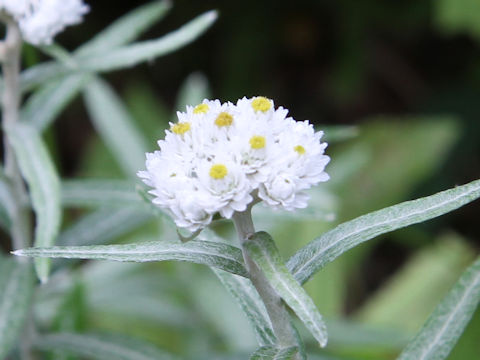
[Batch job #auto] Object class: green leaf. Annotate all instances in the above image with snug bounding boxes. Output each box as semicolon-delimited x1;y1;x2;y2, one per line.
434;0;480;41
397;256;480;360
174;72;211;119
57;208;152;247
6;123;62;282
288;179;480;285
33;333;177;360
13;240;248;277
212;269;276;346
83;77;149;177
21;74;87;131
0;258;34;359
0;175;15;230
245;232;328;347
320;125;359;143
76;0;172;56
76;10;218;73
61;179;141;208
250;345;298;360
18;10;217;93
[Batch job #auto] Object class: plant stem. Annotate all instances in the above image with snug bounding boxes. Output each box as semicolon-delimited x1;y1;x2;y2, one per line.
1;14;31;251
233;208;300;354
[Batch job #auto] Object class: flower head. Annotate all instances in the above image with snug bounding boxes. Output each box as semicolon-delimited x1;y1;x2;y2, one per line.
139;96;330;231
0;0;89;45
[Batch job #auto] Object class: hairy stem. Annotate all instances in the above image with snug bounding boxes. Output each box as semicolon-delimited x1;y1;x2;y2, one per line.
233;209;300;354
1;15;31;251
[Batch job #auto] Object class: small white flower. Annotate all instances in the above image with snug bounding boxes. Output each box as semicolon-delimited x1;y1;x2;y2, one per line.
0;0;89;45
138;96;330;231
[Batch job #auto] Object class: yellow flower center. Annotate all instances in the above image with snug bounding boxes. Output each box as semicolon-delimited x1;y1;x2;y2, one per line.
294;145;306;155
171;122;191;135
215;112;234;127
251;97;272;112
209;164;228;179
249;135;266;149
193;103;209;114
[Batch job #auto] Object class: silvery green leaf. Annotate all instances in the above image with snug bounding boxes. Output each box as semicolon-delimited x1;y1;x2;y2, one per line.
288;179;480;285
57;208;152;247
76;10;217;73
6;123;61;282
212;269;276;346
38;44;77;67
21;74;88;131
397;256;480;360
174;72;211;119
14;240;248;277
83;77;148;177
245;232;328;347
33;333;177;360
0;175;14;230
320;125;359;143
61;179;141;208
76;0;172;56
0;258;34;359
250;345;298;360
18;10;217;93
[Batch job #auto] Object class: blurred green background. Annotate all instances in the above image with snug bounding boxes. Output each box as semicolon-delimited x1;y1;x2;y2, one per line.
3;0;480;359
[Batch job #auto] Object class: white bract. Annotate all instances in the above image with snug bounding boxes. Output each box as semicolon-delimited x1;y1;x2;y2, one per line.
0;0;89;45
138;97;330;231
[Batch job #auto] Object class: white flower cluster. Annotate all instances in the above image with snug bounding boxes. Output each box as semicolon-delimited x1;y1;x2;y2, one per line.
138;97;330;231
0;0;89;45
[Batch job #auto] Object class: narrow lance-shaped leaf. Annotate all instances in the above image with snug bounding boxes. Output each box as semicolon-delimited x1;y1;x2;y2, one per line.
7;123;62;282
33;333;177;360
0;175;15;230
18;10;217;92
83;77;148;177
397;256;480;360
0;258;34;359
75;10;218;72
13;240;248;278
245;232;328;347
288;179;480;285
250;345;298;360
76;0;172;56
21;74;88;131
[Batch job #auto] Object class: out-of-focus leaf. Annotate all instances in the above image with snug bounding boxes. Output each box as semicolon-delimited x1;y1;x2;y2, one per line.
61;179;141;208
14;240;248;277
320;125;359;144
245;232;328;347
76;11;217;73
397;257;480;360
356;234;475;331
287;179;480;285
250;345;298;360
212;269;276;346
174;72;211;119
38;44;77;67
0;175;15;230
83;77;148;177
76;0;172;56
6;123;61;282
33;333;177;360
57;208;152;247
20;61;64;93
22;74;87;131
434;0;480;41
0;258;34;359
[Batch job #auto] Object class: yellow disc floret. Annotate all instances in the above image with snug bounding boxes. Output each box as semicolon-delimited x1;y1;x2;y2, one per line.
249;135;266;149
193;103;209;114
171;122;191;135
215;112;234;127
251;96;272;112
209;164;228;179
294;145;306;155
